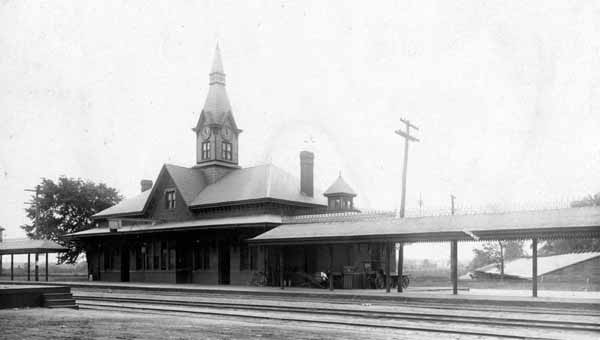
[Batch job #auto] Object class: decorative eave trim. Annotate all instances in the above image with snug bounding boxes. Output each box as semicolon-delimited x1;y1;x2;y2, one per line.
190;197;327;210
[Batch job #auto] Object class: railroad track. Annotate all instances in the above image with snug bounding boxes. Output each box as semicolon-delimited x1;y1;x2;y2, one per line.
74;293;600;340
75;288;600;317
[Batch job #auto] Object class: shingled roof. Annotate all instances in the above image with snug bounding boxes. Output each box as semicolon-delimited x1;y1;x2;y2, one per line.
324;175;356;196
92;189;151;218
195;44;238;130
473;252;600;279
164;164;206;205
66;214;283;238
93;164;207;219
190;164;326;208
0;238;67;254
93;163;326;219
249;207;600;245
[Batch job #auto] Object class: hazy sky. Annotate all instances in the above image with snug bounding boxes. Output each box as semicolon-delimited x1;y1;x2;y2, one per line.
1;1;599;261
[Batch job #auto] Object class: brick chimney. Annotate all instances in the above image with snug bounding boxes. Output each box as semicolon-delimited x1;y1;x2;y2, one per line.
299;151;314;197
140;179;153;192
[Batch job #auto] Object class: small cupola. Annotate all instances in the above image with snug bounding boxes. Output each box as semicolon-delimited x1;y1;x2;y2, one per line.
323;173;357;212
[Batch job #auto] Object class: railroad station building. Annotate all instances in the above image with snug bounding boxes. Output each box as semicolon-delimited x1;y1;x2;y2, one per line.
67;45;391;287
67;46;600;294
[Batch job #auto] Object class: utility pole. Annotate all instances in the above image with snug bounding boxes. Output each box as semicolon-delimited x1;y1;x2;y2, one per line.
395;118;419;218
450;194;458;294
25;185;41;224
25;185;40;281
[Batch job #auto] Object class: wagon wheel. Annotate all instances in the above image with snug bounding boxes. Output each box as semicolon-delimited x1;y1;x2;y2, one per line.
401;275;410;289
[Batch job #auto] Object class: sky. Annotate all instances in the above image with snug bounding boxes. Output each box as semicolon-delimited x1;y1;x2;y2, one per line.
1;1;599;262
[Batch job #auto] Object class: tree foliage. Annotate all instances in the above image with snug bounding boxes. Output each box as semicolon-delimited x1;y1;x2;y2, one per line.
21;177;122;264
539;192;600;255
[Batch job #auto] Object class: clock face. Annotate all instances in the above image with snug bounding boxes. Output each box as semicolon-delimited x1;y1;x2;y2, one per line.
221;127;232;140
200;126;211;139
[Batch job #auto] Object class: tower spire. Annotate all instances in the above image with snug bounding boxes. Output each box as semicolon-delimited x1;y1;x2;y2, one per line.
209;43;225;85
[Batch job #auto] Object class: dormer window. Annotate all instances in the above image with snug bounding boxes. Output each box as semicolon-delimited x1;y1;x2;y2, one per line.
222;142;232;161
165;190;176;210
201;142;211;160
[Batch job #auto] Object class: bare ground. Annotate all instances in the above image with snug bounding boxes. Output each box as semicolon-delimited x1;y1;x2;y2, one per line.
0;307;489;340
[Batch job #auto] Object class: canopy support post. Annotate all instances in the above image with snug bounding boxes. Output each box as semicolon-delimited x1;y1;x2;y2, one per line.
329;245;334;291
385;242;391;293
451;240;458;295
397;243;404;293
35;253;39;281
279;247;284;290
10;254;14;281
532;238;538;297
27;253;31;281
45;252;49;282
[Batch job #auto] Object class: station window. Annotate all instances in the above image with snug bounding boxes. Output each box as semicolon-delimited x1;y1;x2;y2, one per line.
161;241;168;270
153;241;160;270
165;190;176;210
103;248;118;271
193;243;210;270
169;246;176;270
144;243;152;270
240;245;258;271
201;142;211;159
135;247;143;270
222;142;232;160
103;250;111;270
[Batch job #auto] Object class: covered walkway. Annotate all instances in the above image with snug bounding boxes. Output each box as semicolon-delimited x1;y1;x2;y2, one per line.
250;206;600;297
0;238;67;281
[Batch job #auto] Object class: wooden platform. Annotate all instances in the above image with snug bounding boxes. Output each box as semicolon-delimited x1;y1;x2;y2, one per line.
2;280;599;310
0;285;72;309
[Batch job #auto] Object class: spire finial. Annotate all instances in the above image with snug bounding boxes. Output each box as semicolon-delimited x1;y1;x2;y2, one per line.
210;43;225;85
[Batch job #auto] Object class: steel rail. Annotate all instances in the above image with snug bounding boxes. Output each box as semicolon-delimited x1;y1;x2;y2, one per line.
74;295;600;333
78;302;540;340
74;288;600;317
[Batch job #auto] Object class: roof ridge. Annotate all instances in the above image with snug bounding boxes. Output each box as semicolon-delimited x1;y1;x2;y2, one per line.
164;163;191;170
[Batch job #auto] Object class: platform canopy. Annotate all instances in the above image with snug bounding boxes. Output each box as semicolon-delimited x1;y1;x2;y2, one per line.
0;238;67;255
65;214;283;238
249;207;600;245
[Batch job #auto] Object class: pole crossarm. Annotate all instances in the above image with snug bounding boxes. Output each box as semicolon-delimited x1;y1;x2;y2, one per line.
399;118;419;131
394;130;420;142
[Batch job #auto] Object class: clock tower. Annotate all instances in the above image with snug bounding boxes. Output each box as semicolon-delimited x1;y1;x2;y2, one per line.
193;44;241;176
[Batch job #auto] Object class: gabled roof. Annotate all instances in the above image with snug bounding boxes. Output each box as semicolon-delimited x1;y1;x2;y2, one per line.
164;164;206;205
0;238;67;254
474;252;600;279
191;164;327;208
93;164;207;219
249;207;600;245
92;189;151;219
324;175;356;196
94;163;326;219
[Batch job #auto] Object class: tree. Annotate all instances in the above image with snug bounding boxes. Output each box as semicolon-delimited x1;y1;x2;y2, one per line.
570;193;600;208
539;192;600;255
21;177;122;264
468;241;525;279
